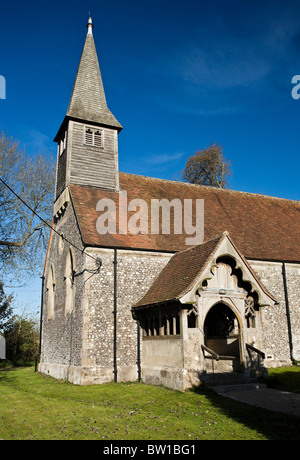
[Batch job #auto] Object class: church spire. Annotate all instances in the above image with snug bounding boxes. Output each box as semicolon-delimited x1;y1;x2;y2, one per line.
54;17;121;199
65;17;122;131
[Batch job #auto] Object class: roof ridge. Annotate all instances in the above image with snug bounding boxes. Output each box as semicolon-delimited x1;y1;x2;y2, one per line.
119;172;299;203
171;231;227;257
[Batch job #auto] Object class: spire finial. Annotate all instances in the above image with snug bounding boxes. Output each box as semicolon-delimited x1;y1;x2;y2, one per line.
86;16;94;35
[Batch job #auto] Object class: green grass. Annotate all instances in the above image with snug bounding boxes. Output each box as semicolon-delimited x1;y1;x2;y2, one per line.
0;367;299;440
266;366;300;393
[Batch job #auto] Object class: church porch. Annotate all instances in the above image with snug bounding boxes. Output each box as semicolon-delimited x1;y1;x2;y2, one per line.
132;233;277;391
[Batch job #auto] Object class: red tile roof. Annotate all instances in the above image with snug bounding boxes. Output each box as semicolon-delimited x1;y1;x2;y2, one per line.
69;172;300;262
133;233;224;307
132;232;277;308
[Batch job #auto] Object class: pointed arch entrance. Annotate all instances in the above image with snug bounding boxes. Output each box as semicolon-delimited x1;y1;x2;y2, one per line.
204;302;242;371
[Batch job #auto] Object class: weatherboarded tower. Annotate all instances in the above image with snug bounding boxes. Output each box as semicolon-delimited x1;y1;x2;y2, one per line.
54;17;122;200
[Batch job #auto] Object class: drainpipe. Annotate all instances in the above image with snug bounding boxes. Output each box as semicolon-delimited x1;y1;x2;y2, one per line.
35;275;44;372
137;321;141;383
36;218;54;371
282;262;296;364
131;309;141;382
113;248;118;382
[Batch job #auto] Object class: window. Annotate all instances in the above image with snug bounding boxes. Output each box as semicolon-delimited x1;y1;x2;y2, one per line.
245;297;256;328
63;130;68;150
94;130;102;147
84;127;103;148
58;131;68;156
47;265;55;320
85;128;93;145
65;249;75;314
187;311;197;328
142;309;181;337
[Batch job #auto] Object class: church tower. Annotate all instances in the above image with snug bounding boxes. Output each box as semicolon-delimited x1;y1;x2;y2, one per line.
54;17;122;200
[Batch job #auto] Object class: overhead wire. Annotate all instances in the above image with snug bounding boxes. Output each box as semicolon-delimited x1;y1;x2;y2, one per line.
0;176;102;268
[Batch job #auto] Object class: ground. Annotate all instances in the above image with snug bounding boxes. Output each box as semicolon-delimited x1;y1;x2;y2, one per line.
0;366;299;440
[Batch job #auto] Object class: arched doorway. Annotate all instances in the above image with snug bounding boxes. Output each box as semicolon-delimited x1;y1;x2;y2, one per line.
204;303;241;368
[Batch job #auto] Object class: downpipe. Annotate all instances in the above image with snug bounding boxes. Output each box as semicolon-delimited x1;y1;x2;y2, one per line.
113;248;118;382
282;262;297;365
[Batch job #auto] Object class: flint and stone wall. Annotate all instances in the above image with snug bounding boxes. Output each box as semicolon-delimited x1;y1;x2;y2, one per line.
39;201;86;383
39;200;171;384
249;260;300;366
82;248;171;384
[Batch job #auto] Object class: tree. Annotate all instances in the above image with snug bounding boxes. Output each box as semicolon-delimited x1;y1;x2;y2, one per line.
0;280;13;333
4;313;39;365
0;131;55;282
180;143;232;188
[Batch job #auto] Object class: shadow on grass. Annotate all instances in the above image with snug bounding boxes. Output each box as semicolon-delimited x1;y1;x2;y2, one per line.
264;368;300;394
191;383;300;440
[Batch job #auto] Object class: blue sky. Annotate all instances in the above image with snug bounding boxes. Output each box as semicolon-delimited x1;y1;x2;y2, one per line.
1;0;300;199
1;0;300;310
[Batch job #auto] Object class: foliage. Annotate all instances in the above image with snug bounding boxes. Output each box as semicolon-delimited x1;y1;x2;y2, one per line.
181;143;232;188
4;314;39;365
0;367;299;440
0;130;55;283
0;280;13;333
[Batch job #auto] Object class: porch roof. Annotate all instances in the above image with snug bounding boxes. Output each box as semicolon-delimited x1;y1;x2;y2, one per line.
132;232;277;309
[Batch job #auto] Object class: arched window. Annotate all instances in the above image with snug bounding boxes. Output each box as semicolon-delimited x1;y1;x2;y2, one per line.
47;265;55;320
65;249;75;314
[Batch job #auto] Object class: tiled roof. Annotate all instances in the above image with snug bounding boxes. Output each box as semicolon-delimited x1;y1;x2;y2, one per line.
133;233;224;307
132;232;277;308
69;172;300;262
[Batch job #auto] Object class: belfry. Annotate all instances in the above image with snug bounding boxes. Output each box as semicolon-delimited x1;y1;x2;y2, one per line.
54;16;122;202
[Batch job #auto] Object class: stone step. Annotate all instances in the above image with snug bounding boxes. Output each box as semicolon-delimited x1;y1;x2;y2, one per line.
201;371;261;387
204;356;242;374
212;382;267;394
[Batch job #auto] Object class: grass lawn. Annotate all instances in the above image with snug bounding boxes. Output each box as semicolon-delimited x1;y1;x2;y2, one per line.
0;366;299;440
266;366;300;393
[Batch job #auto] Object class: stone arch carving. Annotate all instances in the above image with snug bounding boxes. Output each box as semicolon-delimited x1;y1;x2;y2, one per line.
200;254;260;306
204;301;241;337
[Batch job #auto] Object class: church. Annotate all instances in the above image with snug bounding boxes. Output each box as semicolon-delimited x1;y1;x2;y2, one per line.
39;18;300;391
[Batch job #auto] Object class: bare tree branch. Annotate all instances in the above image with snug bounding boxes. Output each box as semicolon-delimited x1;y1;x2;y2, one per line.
0;130;55;283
